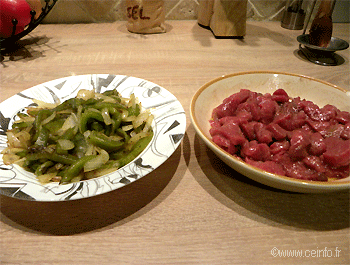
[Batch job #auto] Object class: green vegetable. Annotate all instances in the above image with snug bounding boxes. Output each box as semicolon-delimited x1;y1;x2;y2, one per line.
2;88;154;184
60;155;96;183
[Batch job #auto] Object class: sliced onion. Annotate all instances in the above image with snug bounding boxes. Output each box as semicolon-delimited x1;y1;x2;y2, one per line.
6;131;22;148
143;114;154;133
101;108;112;125
2;153;20;165
122;125;133;131
132;112;149;128
14;116;35;124
32;99;59;109
57;113;78;136
96;94;116;103
128;132;149;146
76;89;95;100
84;149;109;172
57;139;75;150
37;173;57;184
42;111;56;125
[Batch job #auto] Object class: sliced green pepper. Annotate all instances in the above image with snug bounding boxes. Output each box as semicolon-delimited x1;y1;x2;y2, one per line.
35;160;54;176
80;109;104;132
60;155;96;184
87;130;124;152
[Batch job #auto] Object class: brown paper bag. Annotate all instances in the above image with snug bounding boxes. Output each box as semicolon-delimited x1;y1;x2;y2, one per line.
126;0;166;34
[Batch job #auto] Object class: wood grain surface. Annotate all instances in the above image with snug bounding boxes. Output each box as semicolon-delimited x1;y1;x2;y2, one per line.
1;21;349;264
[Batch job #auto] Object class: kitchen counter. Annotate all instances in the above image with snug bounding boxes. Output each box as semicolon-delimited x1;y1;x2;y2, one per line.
1;20;349;264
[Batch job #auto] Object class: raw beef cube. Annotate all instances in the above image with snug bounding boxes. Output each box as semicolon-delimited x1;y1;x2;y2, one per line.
240;121;257;141
335;111;350;124
322;137;350;168
309;132;326;156
323;123;344;138
210;122;246;146
258;96;278;123
320;104;338;121
300;100;322;121
285;161;327;181
235;110;253;123
302;156;326;173
272;89;289;103
266;123;287;140
209;119;221;128
219;116;249;126
288;129;311;160
341;123;350;140
270;140;290;155
241;140;271;161
307;120;331;136
212;89;251;120
245;158;286;176
212;134;237;155
324;165;350;179
254;123;273;144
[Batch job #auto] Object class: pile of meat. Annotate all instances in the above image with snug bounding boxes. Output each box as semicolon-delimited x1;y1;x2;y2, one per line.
210;89;350;181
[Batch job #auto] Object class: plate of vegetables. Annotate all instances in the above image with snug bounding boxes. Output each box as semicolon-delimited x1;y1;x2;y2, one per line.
0;74;186;201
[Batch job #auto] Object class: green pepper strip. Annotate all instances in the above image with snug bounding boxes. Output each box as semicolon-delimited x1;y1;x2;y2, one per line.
87;131;124;152
26;152;77;165
116;128;130;142
60;155;96;183
34;127;50;146
53;98;81;112
80;109;104;132
33;109;53;141
127;104;140;117
35;160;54;176
92;102;126;112
12;121;33;129
110;133;153;167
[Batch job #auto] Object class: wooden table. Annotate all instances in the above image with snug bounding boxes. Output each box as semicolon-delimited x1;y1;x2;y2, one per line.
1;21;349;264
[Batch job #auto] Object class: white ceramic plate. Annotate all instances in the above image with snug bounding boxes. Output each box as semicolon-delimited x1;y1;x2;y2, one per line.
0;74;186;201
190;71;350;193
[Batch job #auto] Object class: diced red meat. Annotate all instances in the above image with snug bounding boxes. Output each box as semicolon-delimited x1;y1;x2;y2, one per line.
324;165;350;179
212;134;237;155
288;129;311;160
209;89;350;181
219;116;247;126
210;122;246;146
323;123;344;138
272;89;289;103
241;141;271;161
322;137;350;168
309;132;326;156
254;123;273;144
212;89;251;120
209;119;221;128
306;119;331;136
299;100;322;121
274;102;306;131
341;123;350;140
240;121;257;141
336;111;350;124
235;110;253;122
270;140;290;155
285;161;327;181
302;156;326;173
245;158;286;176
266;123;287;140
320;104;338;121
237;99;261;121
257;96;277;123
